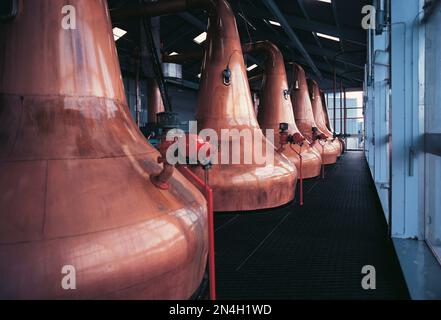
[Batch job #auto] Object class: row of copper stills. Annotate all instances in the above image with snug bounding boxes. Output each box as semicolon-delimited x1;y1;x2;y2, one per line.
0;0;344;299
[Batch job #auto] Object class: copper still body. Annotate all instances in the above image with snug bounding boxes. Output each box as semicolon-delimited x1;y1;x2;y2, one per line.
191;0;298;212
290;64;339;165
308;79;343;156
242;41;322;179
0;0;208;299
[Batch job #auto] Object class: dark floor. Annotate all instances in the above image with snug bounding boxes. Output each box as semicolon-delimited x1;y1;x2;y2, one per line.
214;151;410;300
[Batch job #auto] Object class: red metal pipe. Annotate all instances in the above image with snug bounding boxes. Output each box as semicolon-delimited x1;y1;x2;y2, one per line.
178;166;216;301
290;145;303;206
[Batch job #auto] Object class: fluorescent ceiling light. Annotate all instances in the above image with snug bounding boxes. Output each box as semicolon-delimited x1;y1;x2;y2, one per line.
197;73;201;78
169;52;179;56
113;27;127;41
318;0;332;3
247;64;258;72
268;20;281;27
193;32;207;44
315;32;340;42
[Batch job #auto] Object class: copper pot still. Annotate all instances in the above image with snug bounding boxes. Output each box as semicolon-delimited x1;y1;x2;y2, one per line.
191;0;298;212
290;63;339;165
242;41;322;179
307;79;343;156
0;0;208;299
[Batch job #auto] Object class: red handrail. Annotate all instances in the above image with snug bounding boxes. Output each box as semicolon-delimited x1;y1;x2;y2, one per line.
290;145;304;206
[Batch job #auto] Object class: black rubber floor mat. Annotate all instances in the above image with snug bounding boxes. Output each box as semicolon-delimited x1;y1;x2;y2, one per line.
213;151;410;300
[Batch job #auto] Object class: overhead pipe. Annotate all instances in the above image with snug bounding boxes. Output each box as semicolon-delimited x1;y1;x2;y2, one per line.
242;41;322;182
0;0;208;299
261;0;322;79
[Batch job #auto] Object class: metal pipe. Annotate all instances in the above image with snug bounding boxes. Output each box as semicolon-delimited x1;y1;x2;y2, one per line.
111;0;213;21
340;80;343;135
262;0;322;79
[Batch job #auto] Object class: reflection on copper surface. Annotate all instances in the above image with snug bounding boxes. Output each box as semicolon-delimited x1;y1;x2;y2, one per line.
191;1;297;212
290;63;339;165
0;0;207;299
242;41;322;179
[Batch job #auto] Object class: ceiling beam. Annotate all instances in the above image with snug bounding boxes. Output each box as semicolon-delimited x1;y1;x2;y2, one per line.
238;2;366;46
262;0;322;79
170;12;264;72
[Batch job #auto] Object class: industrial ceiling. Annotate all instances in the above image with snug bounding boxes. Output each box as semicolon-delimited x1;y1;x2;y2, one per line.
109;0;369;91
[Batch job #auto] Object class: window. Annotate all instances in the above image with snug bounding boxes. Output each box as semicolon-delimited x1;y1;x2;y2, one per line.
325;91;365;150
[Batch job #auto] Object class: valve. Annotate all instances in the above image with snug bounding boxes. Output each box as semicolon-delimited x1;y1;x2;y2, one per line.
222;66;231;86
278;123;306;151
150;133;212;190
312;127;327;141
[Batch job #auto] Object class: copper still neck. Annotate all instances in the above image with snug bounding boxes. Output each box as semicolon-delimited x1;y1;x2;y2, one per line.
308;79;334;138
242;41;302;137
290;63;323;140
197;0;258;130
